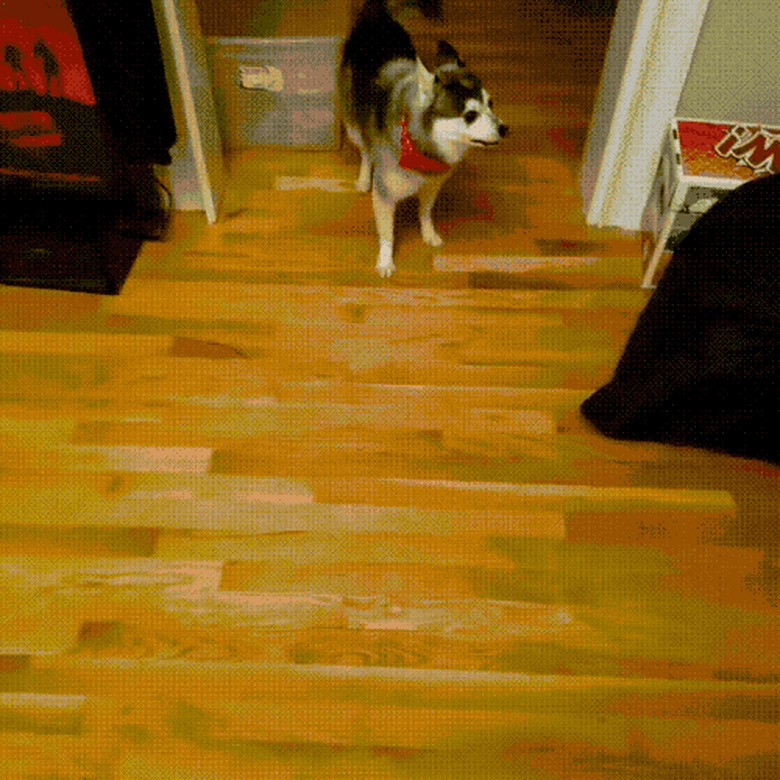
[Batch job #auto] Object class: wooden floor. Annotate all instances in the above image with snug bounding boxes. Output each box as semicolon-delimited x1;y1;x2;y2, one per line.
2;1;779;777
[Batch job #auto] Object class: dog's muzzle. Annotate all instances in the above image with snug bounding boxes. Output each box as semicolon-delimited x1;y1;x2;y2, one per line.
473;123;509;146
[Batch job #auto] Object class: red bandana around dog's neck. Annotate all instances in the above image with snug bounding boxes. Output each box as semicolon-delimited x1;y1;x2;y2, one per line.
399;116;451;174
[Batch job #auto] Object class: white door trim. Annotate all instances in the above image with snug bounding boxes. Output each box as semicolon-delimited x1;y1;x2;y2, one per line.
583;0;710;231
153;0;224;223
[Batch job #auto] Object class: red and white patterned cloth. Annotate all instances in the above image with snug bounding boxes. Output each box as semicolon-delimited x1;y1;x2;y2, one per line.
399;115;451;174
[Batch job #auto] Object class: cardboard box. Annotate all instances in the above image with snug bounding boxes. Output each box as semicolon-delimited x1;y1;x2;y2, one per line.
641;118;779;287
207;36;341;150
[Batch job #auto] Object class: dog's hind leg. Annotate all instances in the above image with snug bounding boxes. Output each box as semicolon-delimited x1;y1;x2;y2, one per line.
345;125;372;192
372;187;397;277
418;177;448;247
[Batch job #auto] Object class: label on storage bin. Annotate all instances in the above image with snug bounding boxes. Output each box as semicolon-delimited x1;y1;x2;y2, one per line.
238;65;284;92
676;120;780;180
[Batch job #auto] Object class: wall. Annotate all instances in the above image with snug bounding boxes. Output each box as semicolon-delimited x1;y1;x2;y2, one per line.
676;0;780;124
195;0;353;38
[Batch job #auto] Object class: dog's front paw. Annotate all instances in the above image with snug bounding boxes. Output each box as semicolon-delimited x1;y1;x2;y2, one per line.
376;258;396;278
376;242;395;278
422;227;444;247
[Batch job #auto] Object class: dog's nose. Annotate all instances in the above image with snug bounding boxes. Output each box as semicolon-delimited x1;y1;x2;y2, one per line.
499;123;509;139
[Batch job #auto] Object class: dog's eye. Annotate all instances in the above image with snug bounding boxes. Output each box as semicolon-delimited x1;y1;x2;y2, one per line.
464;110;479;124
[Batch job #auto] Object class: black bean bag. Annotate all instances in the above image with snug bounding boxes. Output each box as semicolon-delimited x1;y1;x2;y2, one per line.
581;173;780;464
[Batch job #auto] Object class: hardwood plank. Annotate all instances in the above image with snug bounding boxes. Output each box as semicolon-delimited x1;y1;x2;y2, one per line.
0;362;593;411
60;406;556;445
1;493;565;538
0;695;119;779
0;330;172;357
0;344;614;392
2;470;734;528
3;657;777;714
0;734;114;780
4;534;775;677
96;278;646;335
0;693;84;735
75;305;630;367
59;445;214;474
33;412;756;486
0;525;159;558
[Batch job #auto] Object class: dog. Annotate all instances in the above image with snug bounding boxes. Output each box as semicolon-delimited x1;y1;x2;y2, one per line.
340;0;508;277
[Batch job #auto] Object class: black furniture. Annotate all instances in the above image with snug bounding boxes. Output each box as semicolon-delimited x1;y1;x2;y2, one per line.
1;0;176;293
581;173;780;465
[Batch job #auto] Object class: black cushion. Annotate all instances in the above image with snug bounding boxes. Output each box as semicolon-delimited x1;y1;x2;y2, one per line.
581;173;780;464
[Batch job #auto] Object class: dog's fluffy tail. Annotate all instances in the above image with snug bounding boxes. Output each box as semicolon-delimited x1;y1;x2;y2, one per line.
341;0;417;131
342;0;416;75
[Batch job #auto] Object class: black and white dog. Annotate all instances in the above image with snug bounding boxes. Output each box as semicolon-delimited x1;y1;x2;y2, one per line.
340;0;508;276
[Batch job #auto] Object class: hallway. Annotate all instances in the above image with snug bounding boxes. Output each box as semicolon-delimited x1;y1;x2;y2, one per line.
0;1;778;776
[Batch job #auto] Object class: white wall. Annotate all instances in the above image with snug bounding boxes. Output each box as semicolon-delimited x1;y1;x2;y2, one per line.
676;0;780;124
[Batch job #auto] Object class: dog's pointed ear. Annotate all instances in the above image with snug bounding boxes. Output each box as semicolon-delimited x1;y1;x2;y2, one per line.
436;40;465;68
415;57;435;105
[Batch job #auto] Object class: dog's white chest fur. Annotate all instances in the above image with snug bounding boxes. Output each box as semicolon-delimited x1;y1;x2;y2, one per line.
374;140;441;200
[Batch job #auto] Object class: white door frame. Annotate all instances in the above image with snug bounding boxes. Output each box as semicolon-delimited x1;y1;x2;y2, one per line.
152;0;224;223
581;0;711;231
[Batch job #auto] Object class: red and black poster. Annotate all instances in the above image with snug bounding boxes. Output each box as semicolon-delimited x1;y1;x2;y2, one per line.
1;0;109;184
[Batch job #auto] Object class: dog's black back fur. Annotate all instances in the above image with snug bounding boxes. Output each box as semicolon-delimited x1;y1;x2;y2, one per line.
341;0;417;131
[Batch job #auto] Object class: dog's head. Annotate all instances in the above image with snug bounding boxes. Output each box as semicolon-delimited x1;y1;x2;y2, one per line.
421;41;508;148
